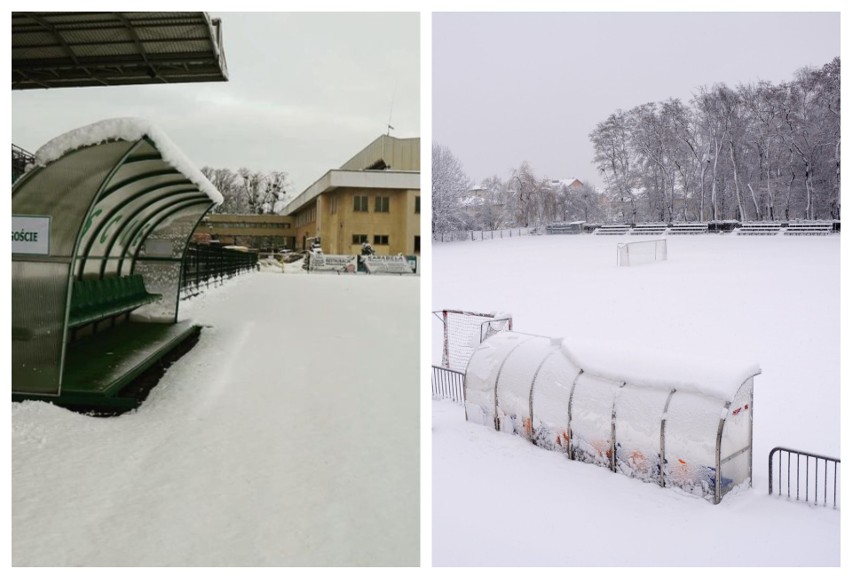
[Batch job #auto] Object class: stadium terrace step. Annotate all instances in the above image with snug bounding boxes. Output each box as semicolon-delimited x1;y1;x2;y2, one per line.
668;223;709;235
784;221;834;235
630;223;668;235
737;222;782;235
595;224;631;235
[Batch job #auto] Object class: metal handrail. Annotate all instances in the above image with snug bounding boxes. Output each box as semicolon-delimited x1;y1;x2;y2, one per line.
769;446;840;508
432;365;465;405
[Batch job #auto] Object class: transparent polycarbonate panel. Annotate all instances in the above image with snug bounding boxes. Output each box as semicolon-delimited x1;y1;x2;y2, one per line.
531;350;581;451
137;202;208;260
663;392;727;499
720;378;754;494
77;183;198;266
102;159;182;194
494;336;554;437
719;450;750;498
12;260;72;395
614;384;670;483
131;261;181;322
12;141;133;258
101;193;207;270
464;332;532;428
569;373;620;467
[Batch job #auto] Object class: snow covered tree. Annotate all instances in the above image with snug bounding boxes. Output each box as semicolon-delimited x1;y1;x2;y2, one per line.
432;143;471;233
590;57;840;221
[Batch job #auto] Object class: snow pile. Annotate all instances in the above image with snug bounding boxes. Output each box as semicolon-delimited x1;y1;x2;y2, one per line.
32;117;223;205
257;256;282;272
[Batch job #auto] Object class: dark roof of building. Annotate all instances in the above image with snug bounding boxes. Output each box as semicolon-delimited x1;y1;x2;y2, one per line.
12;12;228;90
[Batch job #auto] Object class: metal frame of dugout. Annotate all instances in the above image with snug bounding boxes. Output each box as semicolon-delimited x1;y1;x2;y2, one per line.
12;134;218;412
463;331;760;504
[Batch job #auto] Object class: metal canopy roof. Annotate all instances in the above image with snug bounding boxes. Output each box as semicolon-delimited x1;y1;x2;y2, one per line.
12;12;229;90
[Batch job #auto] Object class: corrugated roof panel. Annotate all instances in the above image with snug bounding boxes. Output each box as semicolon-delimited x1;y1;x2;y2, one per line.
12;11;227;89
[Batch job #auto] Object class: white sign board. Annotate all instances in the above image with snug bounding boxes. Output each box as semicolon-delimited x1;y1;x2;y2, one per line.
363;255;414;274
309;254;357;273
12;215;51;255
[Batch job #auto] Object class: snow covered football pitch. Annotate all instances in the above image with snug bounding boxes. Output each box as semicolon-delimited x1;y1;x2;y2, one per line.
12;272;420;566
432;234;840;567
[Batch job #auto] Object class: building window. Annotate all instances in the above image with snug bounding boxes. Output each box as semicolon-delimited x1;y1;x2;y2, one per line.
375;196;389;212
414;235;420;252
415;196;420;214
354;195;369;212
352;234;368;244
374;234;389;245
330;197;338;215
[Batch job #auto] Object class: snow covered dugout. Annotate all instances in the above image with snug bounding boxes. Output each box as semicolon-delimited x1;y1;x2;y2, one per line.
12;118;221;401
464;331;760;504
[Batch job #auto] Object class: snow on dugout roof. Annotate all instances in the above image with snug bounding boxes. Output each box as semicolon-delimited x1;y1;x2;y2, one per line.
33;117;223;205
473;331;760;402
562;336;761;401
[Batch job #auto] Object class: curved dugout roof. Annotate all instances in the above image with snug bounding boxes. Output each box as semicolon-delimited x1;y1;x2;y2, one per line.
464;331;760;503
14;118;222;279
12;119;221;396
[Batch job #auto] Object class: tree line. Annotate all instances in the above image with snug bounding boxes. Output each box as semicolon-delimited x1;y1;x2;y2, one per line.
200;167;291;215
433;57;840;234
432;144;605;234
590;57;840;223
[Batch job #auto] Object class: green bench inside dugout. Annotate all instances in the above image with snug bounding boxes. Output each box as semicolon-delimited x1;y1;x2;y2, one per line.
69;274;161;328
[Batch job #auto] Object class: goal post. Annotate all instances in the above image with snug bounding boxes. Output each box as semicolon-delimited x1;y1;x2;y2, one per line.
617;239;667;266
432;309;513;371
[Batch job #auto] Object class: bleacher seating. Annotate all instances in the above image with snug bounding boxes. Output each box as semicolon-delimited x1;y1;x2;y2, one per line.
595;224;631;235
737;222;782;235
784;221;834;236
668;223;709;235
630;223;667;235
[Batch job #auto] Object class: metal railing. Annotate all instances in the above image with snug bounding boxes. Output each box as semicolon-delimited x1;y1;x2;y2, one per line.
433;227;540;242
769;447;840;509
432;365;465;405
181;243;258;298
12;144;35;183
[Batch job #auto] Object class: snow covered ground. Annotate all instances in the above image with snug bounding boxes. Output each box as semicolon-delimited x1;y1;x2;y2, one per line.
432;234;840;566
13;270;420;566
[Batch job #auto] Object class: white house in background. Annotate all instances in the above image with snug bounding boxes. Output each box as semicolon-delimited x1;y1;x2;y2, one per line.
547;178;584;190
460;183;506;229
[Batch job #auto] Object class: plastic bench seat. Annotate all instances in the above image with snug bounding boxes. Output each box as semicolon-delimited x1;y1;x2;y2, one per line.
69;275;161;328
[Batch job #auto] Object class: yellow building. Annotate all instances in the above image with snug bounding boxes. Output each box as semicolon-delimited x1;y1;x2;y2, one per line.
196;213;296;250
281;135;421;255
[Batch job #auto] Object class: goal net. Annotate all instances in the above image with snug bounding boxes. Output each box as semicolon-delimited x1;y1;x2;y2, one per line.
617;239;667;266
433;309;513;371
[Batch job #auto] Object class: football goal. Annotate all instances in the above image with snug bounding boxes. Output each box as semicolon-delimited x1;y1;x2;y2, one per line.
432;309;513;371
617;238;667;266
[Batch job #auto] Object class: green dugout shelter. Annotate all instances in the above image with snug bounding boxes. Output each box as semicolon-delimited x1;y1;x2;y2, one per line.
12;118;223;412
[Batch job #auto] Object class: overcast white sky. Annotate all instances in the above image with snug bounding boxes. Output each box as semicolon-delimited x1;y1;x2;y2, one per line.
12;12;420;195
433;12;840;189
